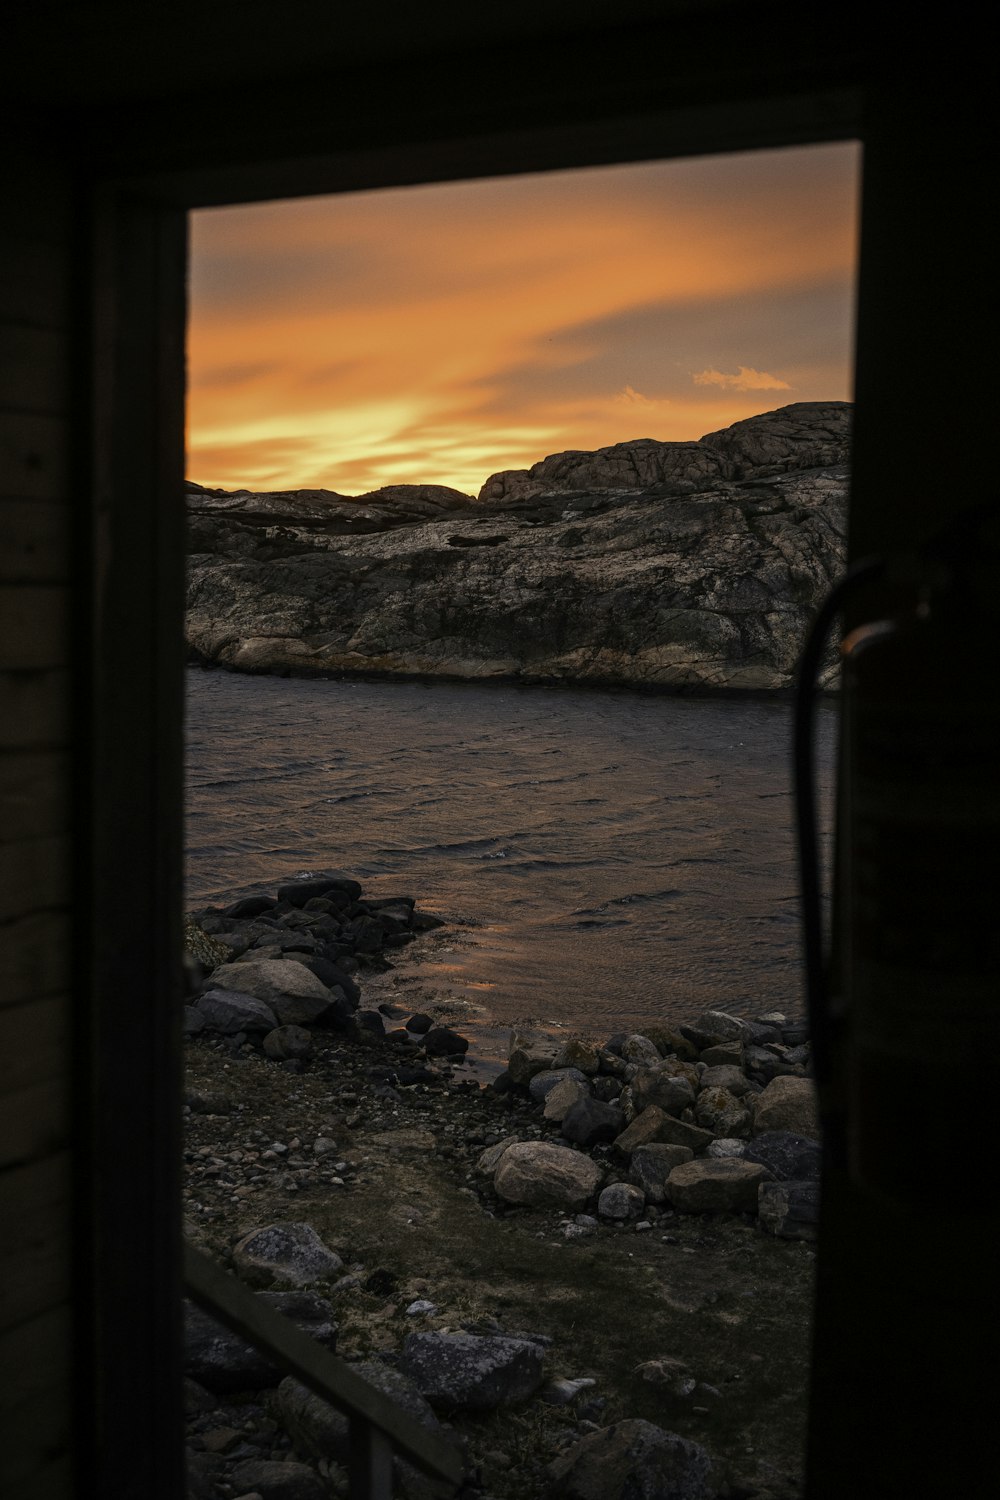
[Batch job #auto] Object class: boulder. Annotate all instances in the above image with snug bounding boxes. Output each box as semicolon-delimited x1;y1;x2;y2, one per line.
543;1078;592;1122
667;1158;772;1215
744;1130;821;1181
529;1067;589;1104
475;1136;520;1175
629;1144;694;1203
232;1223;343;1288
277;874;362;905
597;1182;646;1219
209;958;340;1027
699;1064;752;1096
621;1034;661;1064
400;1332;544;1411
699;1041;745;1067
508;1031;559;1086
680;1010;752;1050
553;1038;602;1074
183;1291;337;1392
422;1025;469;1057
758;1179;821;1239
695;1086;752;1138
560;1096;625;1147
753;1075;820;1137
493;1141;603;1210
548;1418;715;1500
614;1108;714;1157
630;1066;696;1117
195;987;277;1034
262;1024;313;1061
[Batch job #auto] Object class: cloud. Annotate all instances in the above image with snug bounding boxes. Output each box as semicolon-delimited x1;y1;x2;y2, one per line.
692;366;792;392
187;142;859;492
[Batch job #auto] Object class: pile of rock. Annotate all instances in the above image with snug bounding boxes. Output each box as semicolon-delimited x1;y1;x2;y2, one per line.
184;871;447;1063
478;1011;820;1239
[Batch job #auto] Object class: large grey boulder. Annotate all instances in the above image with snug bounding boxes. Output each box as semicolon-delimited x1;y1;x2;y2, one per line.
543;1077;592;1122
507;1031;560;1086
232;1223;343;1288
195;987;277;1034
400;1332;544;1411
561;1096;625;1147
209;958;340;1027
548;1417;715;1500
667;1158;772;1214
752;1075;820;1137
629;1144;694;1203
614;1108;714;1157
493;1141;603;1209
529;1067;590;1103
183;1291;337;1392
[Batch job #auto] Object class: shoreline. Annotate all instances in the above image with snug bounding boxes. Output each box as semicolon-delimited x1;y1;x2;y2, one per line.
184;872;818;1500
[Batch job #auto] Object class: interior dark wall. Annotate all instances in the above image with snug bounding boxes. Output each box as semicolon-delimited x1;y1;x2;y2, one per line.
1;6;995;1499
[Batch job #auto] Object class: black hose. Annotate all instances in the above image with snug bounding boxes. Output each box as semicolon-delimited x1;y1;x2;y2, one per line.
793;558;884;1087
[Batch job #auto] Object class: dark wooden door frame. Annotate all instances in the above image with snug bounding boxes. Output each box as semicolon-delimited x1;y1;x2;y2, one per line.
79;75;872;1500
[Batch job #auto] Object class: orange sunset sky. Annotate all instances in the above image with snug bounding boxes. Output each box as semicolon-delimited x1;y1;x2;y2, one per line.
187;141;860;498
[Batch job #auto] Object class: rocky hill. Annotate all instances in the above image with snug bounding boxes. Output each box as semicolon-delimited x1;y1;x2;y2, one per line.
186;401;849;691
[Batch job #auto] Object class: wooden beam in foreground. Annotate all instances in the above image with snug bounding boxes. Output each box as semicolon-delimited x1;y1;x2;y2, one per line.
183;1242;463;1493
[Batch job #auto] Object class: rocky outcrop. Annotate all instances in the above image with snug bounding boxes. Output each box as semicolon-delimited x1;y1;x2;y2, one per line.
186;402;849;692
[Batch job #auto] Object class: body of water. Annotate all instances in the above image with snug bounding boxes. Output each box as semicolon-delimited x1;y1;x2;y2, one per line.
185;670;835;1047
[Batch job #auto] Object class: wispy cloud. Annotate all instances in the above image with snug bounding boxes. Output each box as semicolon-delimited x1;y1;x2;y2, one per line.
692;366;792;392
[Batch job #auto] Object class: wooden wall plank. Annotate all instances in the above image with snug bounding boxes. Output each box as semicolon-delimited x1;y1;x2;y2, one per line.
0;750;70;839
0;1380;71;1490
0;585;70;670
0;236;70;329
0;670;71;749
0;325;68;413
0;910;71;1006
1;1452;73;1500
0;996;68;1096
0;834;70;923
0;411;68;501
0;1079;68;1170
0;1303;72;1397
0;1155;71;1330
0;501;71;584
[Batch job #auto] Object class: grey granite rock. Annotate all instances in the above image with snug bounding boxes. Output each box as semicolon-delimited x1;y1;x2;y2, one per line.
400;1331;544;1411
493;1141;603;1209
667;1158;773;1214
232;1222;343;1289
183;1291;337;1392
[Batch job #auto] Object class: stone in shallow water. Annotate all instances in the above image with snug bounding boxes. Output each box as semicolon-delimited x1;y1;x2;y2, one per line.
400;1331;544;1411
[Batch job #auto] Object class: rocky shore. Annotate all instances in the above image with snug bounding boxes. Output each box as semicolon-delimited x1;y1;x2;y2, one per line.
186;401;848;692
184;874;819;1500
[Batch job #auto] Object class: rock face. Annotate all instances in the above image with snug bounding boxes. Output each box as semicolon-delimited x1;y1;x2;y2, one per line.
186;402;849;692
